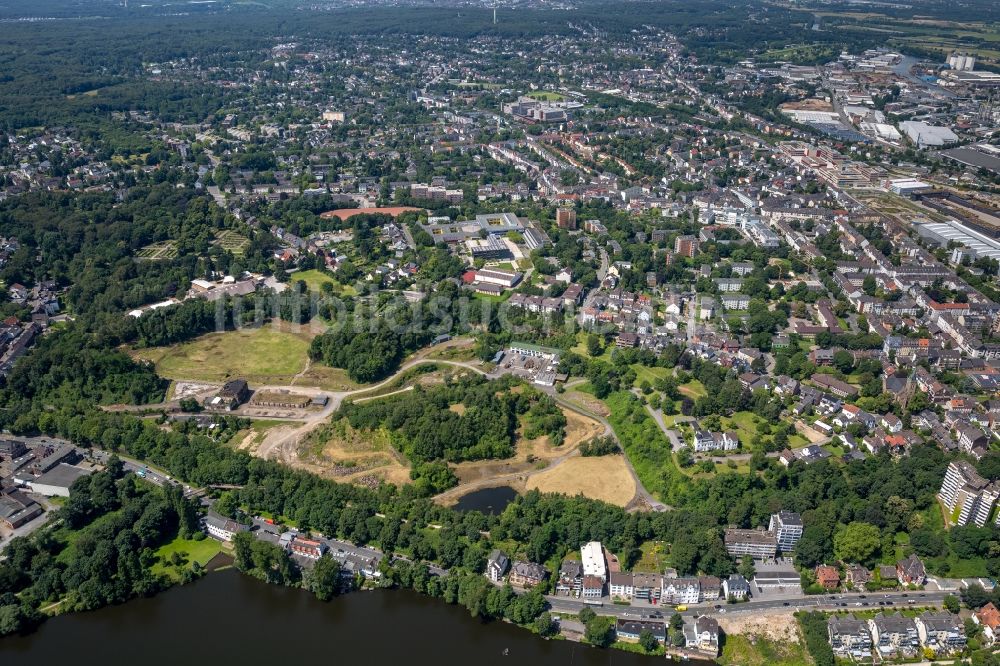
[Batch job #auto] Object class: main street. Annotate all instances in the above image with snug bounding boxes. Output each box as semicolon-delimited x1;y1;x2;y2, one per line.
545;588;950;620
241;507;950;623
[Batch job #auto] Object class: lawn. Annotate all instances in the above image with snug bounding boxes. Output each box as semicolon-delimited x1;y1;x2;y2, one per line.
152;537;223;580
631;364;671;387
788;433;809;448
134;326;313;384
290;268;338;292
570;332;617;360
722;411;760;444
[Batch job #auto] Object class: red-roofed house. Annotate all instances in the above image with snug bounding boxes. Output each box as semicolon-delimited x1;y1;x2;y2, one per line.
816;565;841;590
975;603;1000;644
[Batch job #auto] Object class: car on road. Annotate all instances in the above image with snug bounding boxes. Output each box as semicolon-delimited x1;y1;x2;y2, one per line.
783;602;790;606
714;605;721;610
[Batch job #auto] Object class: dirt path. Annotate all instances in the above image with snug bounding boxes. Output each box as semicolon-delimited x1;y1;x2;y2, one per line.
255;356;488;464
290;355;312;386
550;390;667;512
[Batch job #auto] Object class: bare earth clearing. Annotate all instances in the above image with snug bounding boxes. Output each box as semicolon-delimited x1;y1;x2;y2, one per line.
526;455;636;507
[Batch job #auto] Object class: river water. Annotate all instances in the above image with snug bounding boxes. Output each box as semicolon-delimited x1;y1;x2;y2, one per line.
0;569;674;665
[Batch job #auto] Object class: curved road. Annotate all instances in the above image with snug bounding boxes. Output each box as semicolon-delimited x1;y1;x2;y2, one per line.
255;357;490;464
149;338;666;511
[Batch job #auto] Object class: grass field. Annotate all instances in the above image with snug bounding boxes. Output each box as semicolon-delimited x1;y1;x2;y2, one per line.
525;455;636;507
723;411;760;444
290;269;338;292
679;379;707;399
134;326;313;384
605;391;687;502
631;364;671;387
632;540;670;572
526;90;566;101
151;537;222;580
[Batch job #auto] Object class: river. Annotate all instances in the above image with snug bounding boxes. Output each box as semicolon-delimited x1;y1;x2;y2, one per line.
0;569;676;665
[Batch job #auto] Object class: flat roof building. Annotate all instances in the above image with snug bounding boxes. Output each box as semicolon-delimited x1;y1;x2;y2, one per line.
724;528;777;559
769;511;804;553
581;541;607;582
27;463;92;498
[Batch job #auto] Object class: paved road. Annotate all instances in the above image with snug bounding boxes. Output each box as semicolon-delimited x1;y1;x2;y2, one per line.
645;404;688;451
596;247;610;283
250;516;447;578
247;340;487;464
546;588;949;620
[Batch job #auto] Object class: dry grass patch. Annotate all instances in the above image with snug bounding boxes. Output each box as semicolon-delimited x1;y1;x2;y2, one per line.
525;455;636;507
562;410;605;448
134;326;313;385
301;420;411;487
716;613;808;666
291;364;361;391
562;391;610;418
795;420;827;444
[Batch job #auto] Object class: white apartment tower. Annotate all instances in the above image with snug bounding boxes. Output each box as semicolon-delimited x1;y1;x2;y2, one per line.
939;461;998;527
769;511;804;553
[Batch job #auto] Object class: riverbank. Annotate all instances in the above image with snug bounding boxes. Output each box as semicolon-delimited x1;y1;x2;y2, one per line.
0;569;684;665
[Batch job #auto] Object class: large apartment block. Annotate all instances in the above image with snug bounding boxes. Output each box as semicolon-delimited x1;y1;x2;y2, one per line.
768;511;804;553
938;460;999;527
723;527;778;559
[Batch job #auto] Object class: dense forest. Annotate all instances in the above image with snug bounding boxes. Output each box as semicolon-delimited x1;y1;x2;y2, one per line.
0;460;201;635
0;187;274;336
335;375;566;463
